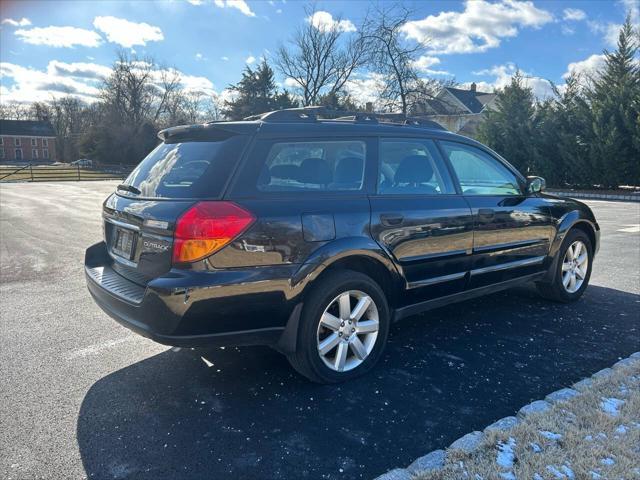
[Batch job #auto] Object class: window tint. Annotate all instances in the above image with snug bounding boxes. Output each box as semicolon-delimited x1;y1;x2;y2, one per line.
257;140;365;192
120;134;247;198
441;141;521;195
378;138;455;194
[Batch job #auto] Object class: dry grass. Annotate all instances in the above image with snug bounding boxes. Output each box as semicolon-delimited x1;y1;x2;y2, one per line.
416;360;640;480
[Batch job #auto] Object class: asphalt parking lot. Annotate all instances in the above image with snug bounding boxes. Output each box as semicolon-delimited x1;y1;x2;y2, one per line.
1;181;638;480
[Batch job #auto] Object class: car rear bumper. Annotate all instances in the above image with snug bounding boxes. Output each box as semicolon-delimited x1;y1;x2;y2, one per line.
85;242;297;348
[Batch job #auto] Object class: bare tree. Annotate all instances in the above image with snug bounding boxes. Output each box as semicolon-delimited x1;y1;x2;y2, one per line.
181;91;207;123
47;96;94;161
275;5;367;106
152;67;183;123
362;5;431;114
101;51;156;126
203;94;223;121
0;103;31;120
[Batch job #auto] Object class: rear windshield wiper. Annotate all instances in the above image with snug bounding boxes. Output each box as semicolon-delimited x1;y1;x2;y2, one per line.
117;184;141;195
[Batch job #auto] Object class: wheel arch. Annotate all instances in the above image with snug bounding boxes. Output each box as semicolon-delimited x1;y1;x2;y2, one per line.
542;211;599;283
552;211;599;257
275;237;402;354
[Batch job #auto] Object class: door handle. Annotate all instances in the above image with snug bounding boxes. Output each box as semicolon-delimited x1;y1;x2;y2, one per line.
478;208;495;219
380;214;404;226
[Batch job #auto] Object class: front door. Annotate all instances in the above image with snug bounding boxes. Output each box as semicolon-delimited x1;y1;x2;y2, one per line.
370;137;474;304
439;141;555;289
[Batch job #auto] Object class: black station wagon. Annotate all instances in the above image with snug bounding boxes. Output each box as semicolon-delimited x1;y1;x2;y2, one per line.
85;107;600;383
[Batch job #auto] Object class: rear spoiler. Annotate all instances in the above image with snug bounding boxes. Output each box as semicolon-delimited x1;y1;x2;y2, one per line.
157;122;259;141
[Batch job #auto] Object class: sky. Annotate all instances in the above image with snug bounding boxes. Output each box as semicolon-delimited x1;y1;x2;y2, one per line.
0;0;638;106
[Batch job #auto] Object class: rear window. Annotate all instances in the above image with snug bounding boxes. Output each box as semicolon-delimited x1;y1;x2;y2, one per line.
120;135;247;198
257;140;366;192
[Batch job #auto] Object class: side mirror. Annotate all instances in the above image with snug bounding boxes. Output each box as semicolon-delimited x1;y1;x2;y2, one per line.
526;176;546;194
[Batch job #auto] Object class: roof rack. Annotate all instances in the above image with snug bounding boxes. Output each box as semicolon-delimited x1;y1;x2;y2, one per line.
244;106;446;130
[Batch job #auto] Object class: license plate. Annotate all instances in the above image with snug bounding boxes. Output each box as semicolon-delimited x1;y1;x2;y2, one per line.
112;227;136;260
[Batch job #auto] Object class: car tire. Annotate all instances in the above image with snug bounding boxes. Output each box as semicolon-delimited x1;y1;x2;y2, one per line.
287;270;390;384
537;228;593;302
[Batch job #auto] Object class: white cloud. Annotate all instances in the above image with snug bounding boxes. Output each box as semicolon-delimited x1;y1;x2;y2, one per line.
93;16;163;48
195;52;204;60
214;0;256;17
307;11;356;33
276;9;282;14
221;56;229;61
563;8;586;21
1;17;31;27
0;62;103;103
588;0;639;47
0;60;216;104
411;55;451;75
186;0;204;4
14;26;102;48
402;0;553;55
176;72;216;96
588;21;622;48
245;55;256;64
471;63;554;98
563;54;607;80
345;72;386;106
283;77;299;88
47;60;111;80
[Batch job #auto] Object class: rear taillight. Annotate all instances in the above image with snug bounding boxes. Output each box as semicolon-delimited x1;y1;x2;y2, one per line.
172;201;255;264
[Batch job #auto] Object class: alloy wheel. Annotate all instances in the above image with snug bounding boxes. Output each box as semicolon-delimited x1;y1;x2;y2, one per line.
316;290;379;372
561;240;589;293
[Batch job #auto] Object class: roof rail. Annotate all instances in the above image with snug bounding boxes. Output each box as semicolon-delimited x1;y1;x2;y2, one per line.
244;106;446;130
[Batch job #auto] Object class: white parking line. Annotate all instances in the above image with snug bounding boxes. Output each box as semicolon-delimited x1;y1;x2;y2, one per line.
617;224;640;233
65;336;140;359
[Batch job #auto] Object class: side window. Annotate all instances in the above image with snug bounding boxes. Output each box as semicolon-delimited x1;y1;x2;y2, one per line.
257;140;366;192
378;138;455;194
441;141;521;195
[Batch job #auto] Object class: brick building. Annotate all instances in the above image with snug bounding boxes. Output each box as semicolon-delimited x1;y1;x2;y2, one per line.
0;120;57;163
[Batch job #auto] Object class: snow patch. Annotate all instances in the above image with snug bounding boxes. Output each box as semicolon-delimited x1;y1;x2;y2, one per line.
600;397;625;416
545;465;574;479
615;425;627;434
496;437;516;469
539;430;562;441
547;465;566;479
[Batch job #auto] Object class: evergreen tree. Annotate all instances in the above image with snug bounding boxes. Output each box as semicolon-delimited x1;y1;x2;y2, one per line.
223;60;297;120
585;15;640;187
477;71;540;174
316;91;362;111
537;76;593;187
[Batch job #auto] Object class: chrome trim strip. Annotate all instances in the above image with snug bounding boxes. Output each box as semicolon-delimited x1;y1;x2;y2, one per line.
473;238;549;253
104;216;141;232
400;248;469;264
407;271;467;289
470;256;546;276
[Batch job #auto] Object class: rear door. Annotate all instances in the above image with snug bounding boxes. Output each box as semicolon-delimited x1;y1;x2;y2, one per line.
369;137;474;303
221;136;375;268
439;140;555;288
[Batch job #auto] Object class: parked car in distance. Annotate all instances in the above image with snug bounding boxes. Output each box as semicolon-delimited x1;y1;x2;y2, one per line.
85;107;600;383
72;158;93;167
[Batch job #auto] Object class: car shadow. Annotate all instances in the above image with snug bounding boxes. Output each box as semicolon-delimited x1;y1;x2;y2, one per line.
77;284;640;480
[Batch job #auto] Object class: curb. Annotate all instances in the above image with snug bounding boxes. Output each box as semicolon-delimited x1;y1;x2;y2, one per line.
547;191;640;202
373;352;640;480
